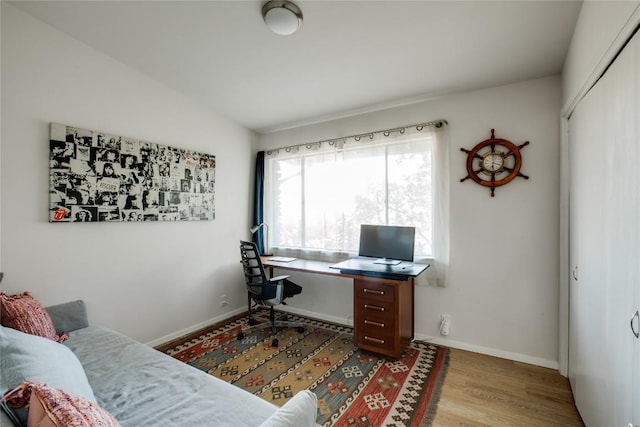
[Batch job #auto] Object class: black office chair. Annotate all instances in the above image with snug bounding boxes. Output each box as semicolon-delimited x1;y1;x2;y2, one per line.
238;240;304;347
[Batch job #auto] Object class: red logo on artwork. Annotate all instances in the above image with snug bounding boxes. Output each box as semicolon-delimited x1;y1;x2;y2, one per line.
53;208;67;221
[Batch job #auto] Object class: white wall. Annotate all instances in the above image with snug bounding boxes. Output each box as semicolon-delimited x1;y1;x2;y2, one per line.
260;76;563;368
0;3;255;344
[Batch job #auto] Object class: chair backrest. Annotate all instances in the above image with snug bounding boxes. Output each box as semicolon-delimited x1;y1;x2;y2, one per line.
239;240;272;299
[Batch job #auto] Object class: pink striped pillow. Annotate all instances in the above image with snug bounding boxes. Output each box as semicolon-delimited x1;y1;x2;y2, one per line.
0;292;68;342
2;382;121;427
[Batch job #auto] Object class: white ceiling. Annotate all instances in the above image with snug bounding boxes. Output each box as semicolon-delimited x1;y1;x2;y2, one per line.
11;1;582;133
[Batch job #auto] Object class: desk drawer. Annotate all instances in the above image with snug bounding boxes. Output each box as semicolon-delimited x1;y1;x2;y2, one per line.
355;280;395;304
358;299;393;323
358;319;394;337
356;325;394;351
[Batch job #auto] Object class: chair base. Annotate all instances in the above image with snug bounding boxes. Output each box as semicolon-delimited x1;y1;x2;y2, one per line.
238;309;305;347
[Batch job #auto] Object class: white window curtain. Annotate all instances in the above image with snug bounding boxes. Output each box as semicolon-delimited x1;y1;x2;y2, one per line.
429;124;449;287
264;121;449;287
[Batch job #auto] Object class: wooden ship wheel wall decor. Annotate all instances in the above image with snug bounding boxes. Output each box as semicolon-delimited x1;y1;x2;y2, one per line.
460;129;530;197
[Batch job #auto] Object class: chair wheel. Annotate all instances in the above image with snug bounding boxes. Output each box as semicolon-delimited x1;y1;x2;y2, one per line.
271;338;279;347
248;318;257;326
297;326;305;333
237;332;244;340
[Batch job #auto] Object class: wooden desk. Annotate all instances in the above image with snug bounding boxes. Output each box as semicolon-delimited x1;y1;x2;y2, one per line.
261;256;429;358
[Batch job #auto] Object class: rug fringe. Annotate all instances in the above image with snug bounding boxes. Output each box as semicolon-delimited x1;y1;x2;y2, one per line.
420;348;450;426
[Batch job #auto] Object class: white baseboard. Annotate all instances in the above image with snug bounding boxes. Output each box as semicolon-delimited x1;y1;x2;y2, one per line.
145;307;245;348
277;306;559;370
148;305;558;371
413;334;559;370
277;306;354;327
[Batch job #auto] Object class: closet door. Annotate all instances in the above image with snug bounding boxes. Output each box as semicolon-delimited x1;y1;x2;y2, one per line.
633;27;640;427
567;119;579;391
568;79;606;425
568;29;640;426
599;30;640;427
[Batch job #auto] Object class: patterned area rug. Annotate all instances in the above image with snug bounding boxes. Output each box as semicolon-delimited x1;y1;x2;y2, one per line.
157;311;449;427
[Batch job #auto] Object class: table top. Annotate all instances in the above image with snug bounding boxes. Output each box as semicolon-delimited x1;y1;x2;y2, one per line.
261;256;429;281
261;257;342;277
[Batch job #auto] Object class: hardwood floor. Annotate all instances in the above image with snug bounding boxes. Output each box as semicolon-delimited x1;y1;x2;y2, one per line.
431;349;584;426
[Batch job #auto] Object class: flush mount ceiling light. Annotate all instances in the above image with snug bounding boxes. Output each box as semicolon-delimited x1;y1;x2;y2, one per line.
262;0;303;36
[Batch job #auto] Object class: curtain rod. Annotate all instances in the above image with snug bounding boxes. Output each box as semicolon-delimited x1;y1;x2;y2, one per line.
265;119;448;155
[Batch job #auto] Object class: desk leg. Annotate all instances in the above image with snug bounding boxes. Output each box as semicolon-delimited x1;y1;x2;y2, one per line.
410;277;415;340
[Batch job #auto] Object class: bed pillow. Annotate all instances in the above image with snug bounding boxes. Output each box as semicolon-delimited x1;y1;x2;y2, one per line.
258;390;318;427
0;292;67;342
2;382;120;427
45;300;89;334
0;326;96;427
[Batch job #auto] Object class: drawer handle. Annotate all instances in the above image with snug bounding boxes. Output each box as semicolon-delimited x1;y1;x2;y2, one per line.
364;336;385;344
364;304;385;312
364;320;385;328
363;288;385;295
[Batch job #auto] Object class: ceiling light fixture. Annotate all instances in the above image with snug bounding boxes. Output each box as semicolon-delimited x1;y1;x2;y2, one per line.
262;0;303;36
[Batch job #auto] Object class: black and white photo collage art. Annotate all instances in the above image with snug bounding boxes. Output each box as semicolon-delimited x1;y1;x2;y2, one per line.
49;123;216;223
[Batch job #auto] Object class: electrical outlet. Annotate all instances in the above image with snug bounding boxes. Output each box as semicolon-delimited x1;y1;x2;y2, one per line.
440;314;451;336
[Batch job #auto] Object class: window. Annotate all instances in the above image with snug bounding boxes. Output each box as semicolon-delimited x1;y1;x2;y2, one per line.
264;124;449;280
